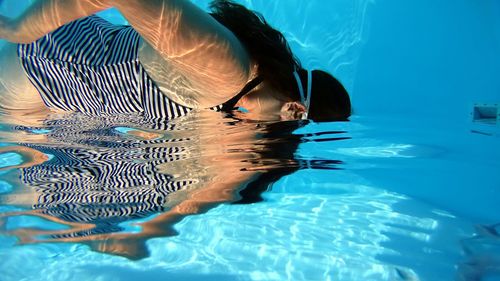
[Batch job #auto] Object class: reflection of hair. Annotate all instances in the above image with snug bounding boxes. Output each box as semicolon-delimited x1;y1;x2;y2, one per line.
233;120;304;204
233;120;346;204
210;1;351;122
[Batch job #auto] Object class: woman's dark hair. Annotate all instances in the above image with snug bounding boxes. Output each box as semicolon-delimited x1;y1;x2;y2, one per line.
210;0;351;122
209;0;300;96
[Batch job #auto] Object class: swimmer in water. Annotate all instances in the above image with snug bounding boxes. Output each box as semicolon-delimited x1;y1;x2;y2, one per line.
0;0;351;122
0;0;351;259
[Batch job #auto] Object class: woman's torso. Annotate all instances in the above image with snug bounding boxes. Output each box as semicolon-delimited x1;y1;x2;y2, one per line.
0;16;226;120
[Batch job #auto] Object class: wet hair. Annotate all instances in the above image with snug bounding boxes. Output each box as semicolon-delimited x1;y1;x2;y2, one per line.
210;0;352;122
210;0;300;95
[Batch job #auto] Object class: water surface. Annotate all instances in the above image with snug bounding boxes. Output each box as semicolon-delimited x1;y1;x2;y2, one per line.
1;111;498;280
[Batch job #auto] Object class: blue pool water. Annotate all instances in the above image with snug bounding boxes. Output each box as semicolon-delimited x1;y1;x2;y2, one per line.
1;1;500;281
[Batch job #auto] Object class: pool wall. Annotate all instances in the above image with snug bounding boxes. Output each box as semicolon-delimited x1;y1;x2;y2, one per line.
353;0;500;122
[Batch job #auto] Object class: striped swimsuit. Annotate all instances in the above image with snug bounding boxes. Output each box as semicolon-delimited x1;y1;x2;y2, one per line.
11;16;267;238
17;15;221;119
13;16;241;236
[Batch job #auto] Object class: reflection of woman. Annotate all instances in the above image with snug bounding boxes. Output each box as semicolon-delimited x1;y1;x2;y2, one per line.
0;0;351;122
0;113;344;259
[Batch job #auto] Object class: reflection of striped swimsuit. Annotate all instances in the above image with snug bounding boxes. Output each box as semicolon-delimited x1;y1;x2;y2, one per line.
17;15;221;119
17;114;199;237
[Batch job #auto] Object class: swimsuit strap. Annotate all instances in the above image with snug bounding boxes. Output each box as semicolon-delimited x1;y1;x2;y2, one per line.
221;76;264;112
293;69;312;120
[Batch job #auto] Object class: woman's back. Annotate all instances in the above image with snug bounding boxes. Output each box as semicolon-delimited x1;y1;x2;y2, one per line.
0;0;255;114
16;16;196;119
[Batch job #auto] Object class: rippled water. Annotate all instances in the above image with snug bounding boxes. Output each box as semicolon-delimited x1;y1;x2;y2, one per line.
0;111;330;256
0;110;499;281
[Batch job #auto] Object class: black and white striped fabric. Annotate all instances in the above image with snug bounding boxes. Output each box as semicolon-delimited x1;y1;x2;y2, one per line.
13;113;202;236
22;144;195;226
17;15;212;119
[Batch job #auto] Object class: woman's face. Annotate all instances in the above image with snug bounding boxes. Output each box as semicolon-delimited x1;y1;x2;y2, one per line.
234;83;306;121
234;88;285;120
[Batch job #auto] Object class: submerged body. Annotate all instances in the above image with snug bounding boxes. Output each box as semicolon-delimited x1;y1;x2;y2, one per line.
0;0;350;258
13;15;209;120
0;0;321;122
0;15;249;119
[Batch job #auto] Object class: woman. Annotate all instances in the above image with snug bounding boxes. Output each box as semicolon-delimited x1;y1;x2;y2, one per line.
0;1;350;259
0;0;351;122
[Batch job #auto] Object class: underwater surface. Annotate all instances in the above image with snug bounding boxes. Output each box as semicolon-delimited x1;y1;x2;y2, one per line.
0;112;498;281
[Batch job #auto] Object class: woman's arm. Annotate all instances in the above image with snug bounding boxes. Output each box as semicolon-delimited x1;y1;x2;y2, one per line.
0;0;113;43
1;0;253;107
113;0;252;107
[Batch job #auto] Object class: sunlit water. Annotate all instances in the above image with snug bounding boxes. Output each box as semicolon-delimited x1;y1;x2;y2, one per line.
0;110;498;281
